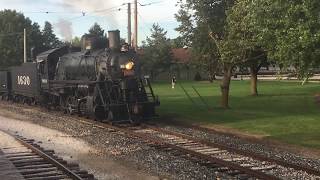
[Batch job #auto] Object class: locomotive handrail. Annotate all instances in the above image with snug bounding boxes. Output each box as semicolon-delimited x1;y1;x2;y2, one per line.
49;80;98;84
143;78;157;102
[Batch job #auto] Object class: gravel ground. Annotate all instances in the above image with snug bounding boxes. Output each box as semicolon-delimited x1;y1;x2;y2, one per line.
0;116;160;180
0;101;319;179
0;102;233;180
159;124;320;174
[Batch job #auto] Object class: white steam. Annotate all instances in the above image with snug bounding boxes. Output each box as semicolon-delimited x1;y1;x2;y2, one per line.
55;19;73;41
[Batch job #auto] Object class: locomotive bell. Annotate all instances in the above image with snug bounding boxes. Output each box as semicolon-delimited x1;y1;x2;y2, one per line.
108;30;120;51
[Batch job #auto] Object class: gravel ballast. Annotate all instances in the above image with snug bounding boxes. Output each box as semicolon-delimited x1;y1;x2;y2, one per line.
0;101;319;179
0;102;228;179
160;123;320;173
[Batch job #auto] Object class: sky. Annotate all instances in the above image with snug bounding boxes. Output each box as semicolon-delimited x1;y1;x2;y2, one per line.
0;0;180;45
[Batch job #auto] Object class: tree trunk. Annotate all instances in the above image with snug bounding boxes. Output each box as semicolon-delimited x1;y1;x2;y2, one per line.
220;66;232;108
250;67;258;96
250;64;261;96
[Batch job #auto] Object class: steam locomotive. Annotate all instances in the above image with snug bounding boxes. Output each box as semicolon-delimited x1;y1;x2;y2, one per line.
0;30;159;123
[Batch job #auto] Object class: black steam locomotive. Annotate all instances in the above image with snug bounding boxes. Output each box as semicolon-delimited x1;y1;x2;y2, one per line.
0;30;159;123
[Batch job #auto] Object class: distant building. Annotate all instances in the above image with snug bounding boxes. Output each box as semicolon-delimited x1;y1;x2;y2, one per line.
171;48;192;64
138;47;205;80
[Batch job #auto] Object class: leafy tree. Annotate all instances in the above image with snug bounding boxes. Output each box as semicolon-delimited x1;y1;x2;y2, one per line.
88;22;105;37
248;0;320;83
170;36;185;48
174;3;194;47
71;36;81;47
85;23;108;49
176;0;236;108
175;1;220;83
30;22;45;55
42;21;61;49
141;24;173;79
0;10;45;68
223;0;269;96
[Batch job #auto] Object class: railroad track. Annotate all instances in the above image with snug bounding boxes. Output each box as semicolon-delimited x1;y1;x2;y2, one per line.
77;119;320;180
1;132;95;180
1;100;319;179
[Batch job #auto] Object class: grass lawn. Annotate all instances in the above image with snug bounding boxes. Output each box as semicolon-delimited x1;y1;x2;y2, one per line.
152;80;320;149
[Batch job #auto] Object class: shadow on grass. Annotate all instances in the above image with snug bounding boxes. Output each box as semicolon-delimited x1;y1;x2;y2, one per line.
154;80;320;148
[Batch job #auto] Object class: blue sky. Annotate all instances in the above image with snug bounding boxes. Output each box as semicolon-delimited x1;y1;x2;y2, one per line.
0;0;180;44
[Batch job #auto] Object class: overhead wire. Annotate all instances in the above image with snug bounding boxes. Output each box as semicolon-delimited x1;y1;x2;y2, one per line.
21;1;168;41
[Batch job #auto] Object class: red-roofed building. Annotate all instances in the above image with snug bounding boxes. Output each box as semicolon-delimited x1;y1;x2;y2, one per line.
171;48;192;64
138;47;206;80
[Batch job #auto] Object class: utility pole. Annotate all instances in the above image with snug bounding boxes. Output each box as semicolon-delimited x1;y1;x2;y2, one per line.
127;3;132;46
134;0;138;50
23;28;27;63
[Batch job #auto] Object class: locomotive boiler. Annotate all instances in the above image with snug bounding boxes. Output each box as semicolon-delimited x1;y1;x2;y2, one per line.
5;30;159;123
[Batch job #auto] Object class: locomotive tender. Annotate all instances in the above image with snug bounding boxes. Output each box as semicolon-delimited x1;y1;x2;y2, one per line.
0;30;159;123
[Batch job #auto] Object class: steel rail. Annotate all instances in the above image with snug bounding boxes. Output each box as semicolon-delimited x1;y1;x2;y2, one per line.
77;119;279;180
157;122;320;177
13;135;84;180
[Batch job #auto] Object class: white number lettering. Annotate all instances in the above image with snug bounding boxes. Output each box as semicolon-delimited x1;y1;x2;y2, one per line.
17;76;31;86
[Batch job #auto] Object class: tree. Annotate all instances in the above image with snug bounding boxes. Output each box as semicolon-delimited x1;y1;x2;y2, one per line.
88;23;105;37
170;36;185;48
174;2;194;47
141;24;173;79
42;21;61;49
176;0;236;108
175;1;220;83
85;23;108;49
30;22;45;55
71;36;81;47
0;10;46;68
248;0;320;83
223;0;268;96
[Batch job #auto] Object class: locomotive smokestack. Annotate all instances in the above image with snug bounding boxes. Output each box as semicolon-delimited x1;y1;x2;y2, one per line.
108;30;120;51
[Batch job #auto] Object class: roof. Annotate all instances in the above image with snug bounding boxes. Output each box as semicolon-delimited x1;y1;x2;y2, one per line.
137;48;192;64
36;47;68;62
172;48;191;63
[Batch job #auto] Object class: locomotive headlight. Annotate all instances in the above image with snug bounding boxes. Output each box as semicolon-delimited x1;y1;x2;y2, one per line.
125;62;134;70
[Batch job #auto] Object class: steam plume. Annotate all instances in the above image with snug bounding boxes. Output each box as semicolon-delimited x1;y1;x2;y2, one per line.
56;19;73;41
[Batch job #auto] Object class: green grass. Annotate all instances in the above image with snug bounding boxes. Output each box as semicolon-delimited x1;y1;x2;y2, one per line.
152;80;320;149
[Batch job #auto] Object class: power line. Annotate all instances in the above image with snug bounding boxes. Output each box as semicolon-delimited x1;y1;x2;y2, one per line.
137;0;164;6
52;7;123;26
23;3;126;16
23;11;83;14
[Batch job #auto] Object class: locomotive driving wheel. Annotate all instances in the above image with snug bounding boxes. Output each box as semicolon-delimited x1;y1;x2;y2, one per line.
93;105;105;121
60;96;76;115
107;110;114;121
66;96;76;115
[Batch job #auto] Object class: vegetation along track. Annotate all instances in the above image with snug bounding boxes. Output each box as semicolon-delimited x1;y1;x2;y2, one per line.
1;131;95;180
77;118;320;180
